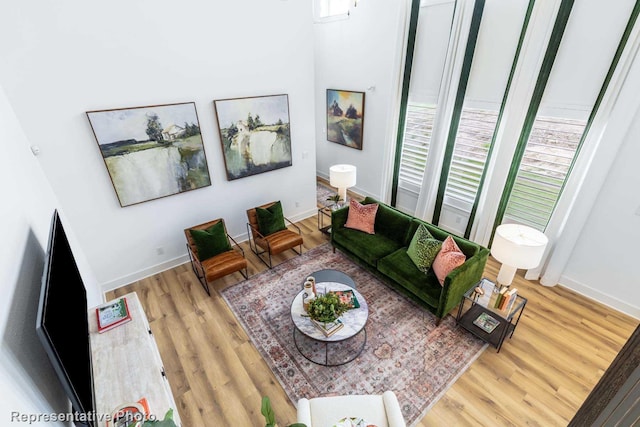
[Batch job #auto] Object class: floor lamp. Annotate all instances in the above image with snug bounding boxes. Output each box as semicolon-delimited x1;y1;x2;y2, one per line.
491;224;549;288
329;164;357;204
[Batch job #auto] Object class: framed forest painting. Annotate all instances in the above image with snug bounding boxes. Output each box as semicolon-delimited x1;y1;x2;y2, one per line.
87;102;211;207
326;89;365;150
214;94;292;180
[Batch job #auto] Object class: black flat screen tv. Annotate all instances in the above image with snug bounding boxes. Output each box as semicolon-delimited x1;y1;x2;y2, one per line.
36;210;95;426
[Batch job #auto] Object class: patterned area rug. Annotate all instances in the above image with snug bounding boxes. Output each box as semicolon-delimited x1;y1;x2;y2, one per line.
221;244;485;425
317;181;336;206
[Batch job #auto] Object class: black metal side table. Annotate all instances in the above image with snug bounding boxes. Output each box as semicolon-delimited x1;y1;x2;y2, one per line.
456;278;527;352
317;206;333;235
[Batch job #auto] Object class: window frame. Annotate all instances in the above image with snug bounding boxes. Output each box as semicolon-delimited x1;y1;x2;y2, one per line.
314;0;351;23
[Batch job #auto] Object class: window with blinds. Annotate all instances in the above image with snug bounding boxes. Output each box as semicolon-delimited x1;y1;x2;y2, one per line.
398;104;436;191
396;0;456;195
431;0;531;235
503;116;585;230
498;0;637;233
443;108;497;205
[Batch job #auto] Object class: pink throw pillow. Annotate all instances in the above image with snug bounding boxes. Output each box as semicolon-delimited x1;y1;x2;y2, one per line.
433;236;466;285
344;200;378;234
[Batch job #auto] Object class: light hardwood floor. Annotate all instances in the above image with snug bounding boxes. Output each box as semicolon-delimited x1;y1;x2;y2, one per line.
107;216;638;426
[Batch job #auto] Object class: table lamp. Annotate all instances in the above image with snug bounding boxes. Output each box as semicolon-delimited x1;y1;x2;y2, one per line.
491;223;548;288
329;164;357;204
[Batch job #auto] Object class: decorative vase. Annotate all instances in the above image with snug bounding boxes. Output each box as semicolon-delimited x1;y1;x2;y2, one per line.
303;281;315;311
306;276;316;295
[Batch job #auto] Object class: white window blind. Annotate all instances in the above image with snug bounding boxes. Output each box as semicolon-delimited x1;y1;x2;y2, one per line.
443;108;497;205
503;116;585;230
398;104;436;190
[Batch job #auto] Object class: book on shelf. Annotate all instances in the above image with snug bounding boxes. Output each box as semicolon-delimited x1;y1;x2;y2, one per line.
329;289;360;309
311;318;344;337
473;312;500;333
96;297;131;333
498;289;507;311
494;287;508;309
502;288;518;313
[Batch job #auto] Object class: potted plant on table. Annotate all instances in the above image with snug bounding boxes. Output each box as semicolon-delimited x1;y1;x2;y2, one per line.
307;292;350;323
326;193;344;211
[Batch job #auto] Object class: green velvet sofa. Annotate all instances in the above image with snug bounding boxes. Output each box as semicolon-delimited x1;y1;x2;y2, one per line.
331;197;490;325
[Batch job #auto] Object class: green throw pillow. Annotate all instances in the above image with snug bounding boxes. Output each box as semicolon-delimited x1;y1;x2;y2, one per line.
407;224;442;273
255;201;286;236
189;221;231;261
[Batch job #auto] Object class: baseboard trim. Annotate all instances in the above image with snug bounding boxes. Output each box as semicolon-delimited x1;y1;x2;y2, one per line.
559;275;640;320
287;208;318;224
101;254;190;297
100;209;318;298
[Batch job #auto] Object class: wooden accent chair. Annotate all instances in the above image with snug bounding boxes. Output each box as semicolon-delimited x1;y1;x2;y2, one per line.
184;218;248;296
246;201;303;268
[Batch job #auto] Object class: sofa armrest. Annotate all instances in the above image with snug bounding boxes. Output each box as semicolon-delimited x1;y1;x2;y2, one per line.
296;398;312;426
438;246;490;319
383;391;406;427
331;206;349;232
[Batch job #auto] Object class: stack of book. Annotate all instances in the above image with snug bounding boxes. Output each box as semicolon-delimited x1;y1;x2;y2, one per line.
311;319;344;337
494;287;518;313
96;297;132;333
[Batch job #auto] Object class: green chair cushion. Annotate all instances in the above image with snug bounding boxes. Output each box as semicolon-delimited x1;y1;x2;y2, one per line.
189;221;231;261
406;224;442;273
256;201;286;236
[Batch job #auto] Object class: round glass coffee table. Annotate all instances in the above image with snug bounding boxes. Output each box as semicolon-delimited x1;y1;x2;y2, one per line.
291;270;368;366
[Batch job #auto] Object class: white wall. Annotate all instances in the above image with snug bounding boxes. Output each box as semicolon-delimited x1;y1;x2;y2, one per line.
0;1;317;292
561;107;640;318
314;1;406;201
0;85;73;426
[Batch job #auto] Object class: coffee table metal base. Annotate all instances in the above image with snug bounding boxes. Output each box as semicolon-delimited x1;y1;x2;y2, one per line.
293;327;367;367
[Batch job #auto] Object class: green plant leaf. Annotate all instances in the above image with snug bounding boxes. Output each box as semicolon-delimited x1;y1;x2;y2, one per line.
261;396;276;426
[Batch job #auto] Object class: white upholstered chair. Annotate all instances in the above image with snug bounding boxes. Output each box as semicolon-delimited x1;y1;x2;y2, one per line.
297;391;406;427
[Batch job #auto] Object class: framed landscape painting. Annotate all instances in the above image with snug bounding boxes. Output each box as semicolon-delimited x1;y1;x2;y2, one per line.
87;102;211;207
326;89;365;150
214;94;292;180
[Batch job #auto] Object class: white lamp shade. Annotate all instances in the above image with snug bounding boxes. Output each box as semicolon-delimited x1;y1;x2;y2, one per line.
492;224;549;269
329;164;357;188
